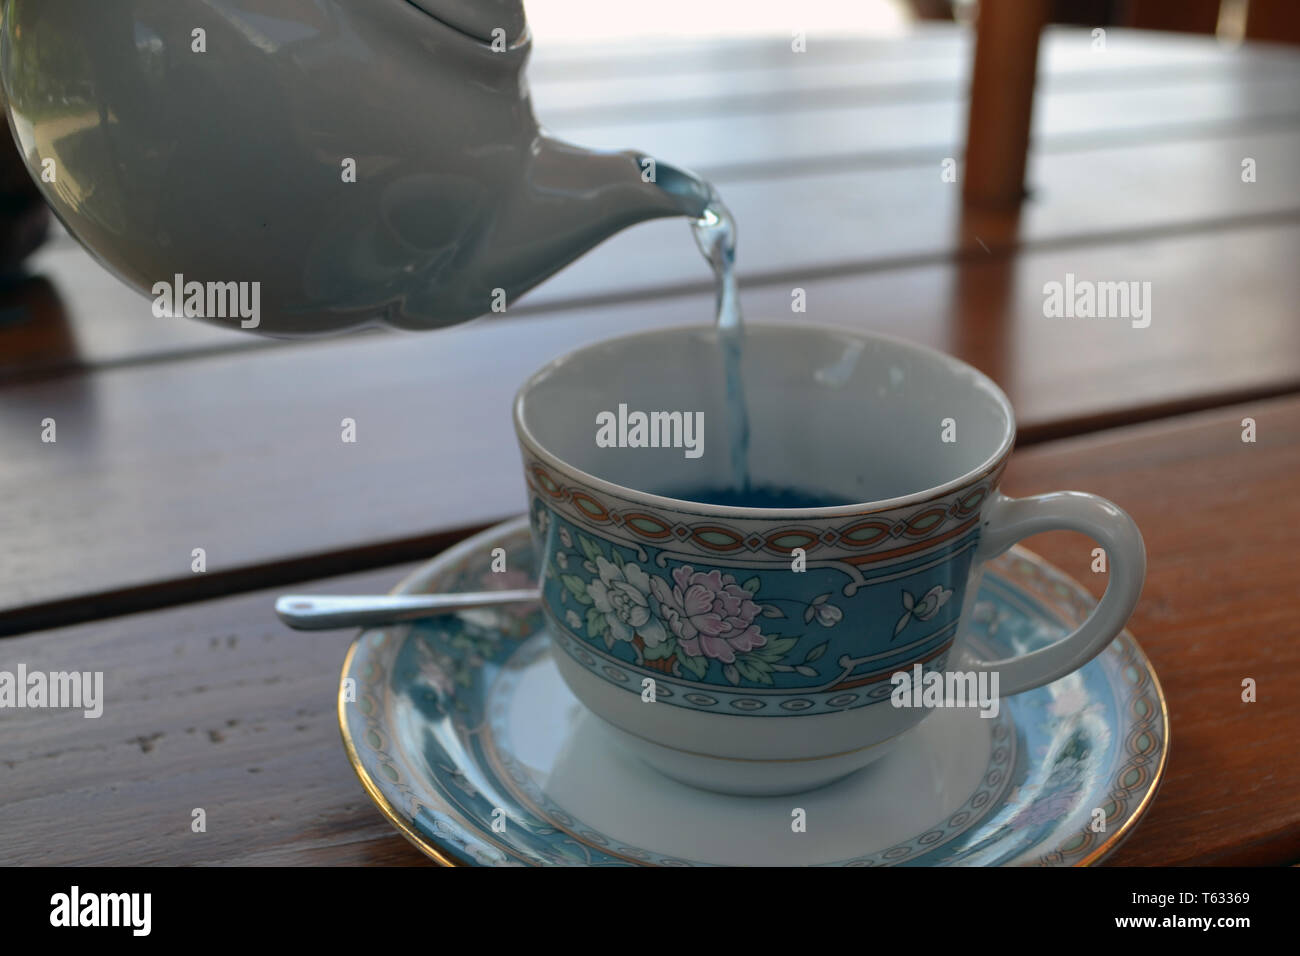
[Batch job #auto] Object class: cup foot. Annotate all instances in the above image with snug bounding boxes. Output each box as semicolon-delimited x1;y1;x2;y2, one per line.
596;718;900;797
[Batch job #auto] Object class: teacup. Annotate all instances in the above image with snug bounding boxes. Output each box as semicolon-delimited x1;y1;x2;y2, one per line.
513;323;1145;795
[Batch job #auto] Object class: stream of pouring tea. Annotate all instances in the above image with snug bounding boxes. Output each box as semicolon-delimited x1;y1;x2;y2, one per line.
691;197;751;494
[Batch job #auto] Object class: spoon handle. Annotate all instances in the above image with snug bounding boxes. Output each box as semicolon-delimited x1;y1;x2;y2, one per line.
275;590;540;631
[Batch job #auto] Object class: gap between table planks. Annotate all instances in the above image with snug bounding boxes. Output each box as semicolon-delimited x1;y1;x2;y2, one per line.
0;396;1295;866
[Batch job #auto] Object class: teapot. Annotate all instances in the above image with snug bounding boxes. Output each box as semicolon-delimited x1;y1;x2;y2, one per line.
0;0;711;334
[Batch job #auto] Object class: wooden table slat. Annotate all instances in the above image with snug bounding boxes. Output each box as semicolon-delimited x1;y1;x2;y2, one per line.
531;33;1297;121
544;70;1300;178
2;396;1296;865
524;24;1295;80
2;222;1298;628
9;128;1300;379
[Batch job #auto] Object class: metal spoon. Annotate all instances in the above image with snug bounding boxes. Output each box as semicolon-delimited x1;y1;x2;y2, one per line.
275;590;540;631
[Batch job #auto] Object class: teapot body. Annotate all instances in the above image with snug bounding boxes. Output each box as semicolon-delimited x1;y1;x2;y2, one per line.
1;0;697;334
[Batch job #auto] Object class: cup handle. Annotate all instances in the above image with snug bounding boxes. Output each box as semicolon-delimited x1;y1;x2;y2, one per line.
965;490;1146;696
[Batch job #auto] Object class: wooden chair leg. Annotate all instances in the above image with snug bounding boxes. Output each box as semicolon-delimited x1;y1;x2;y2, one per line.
962;0;1050;209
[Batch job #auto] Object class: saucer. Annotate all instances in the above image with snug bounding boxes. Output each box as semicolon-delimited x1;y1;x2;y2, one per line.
339;517;1167;866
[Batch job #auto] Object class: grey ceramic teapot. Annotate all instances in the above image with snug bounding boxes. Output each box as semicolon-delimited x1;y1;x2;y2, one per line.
0;0;710;334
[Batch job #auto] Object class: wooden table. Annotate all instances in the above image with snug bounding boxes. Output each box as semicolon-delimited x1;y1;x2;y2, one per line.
1;25;1297;866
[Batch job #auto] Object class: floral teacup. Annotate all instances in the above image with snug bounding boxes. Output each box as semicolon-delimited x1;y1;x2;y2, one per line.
513;324;1145;795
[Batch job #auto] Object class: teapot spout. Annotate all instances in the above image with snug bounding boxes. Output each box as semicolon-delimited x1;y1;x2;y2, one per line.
532;132;713;226
459;134;712;316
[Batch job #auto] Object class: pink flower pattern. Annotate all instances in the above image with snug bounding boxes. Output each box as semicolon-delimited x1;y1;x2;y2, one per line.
650;566;767;663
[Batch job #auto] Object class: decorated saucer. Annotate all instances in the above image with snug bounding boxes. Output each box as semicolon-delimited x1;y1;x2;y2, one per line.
339;517;1167;866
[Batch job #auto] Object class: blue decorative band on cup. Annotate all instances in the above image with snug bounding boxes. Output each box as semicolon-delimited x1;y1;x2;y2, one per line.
529;479;981;709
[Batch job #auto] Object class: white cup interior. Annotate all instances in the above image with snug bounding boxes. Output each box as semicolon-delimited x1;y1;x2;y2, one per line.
515;324;1014;509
